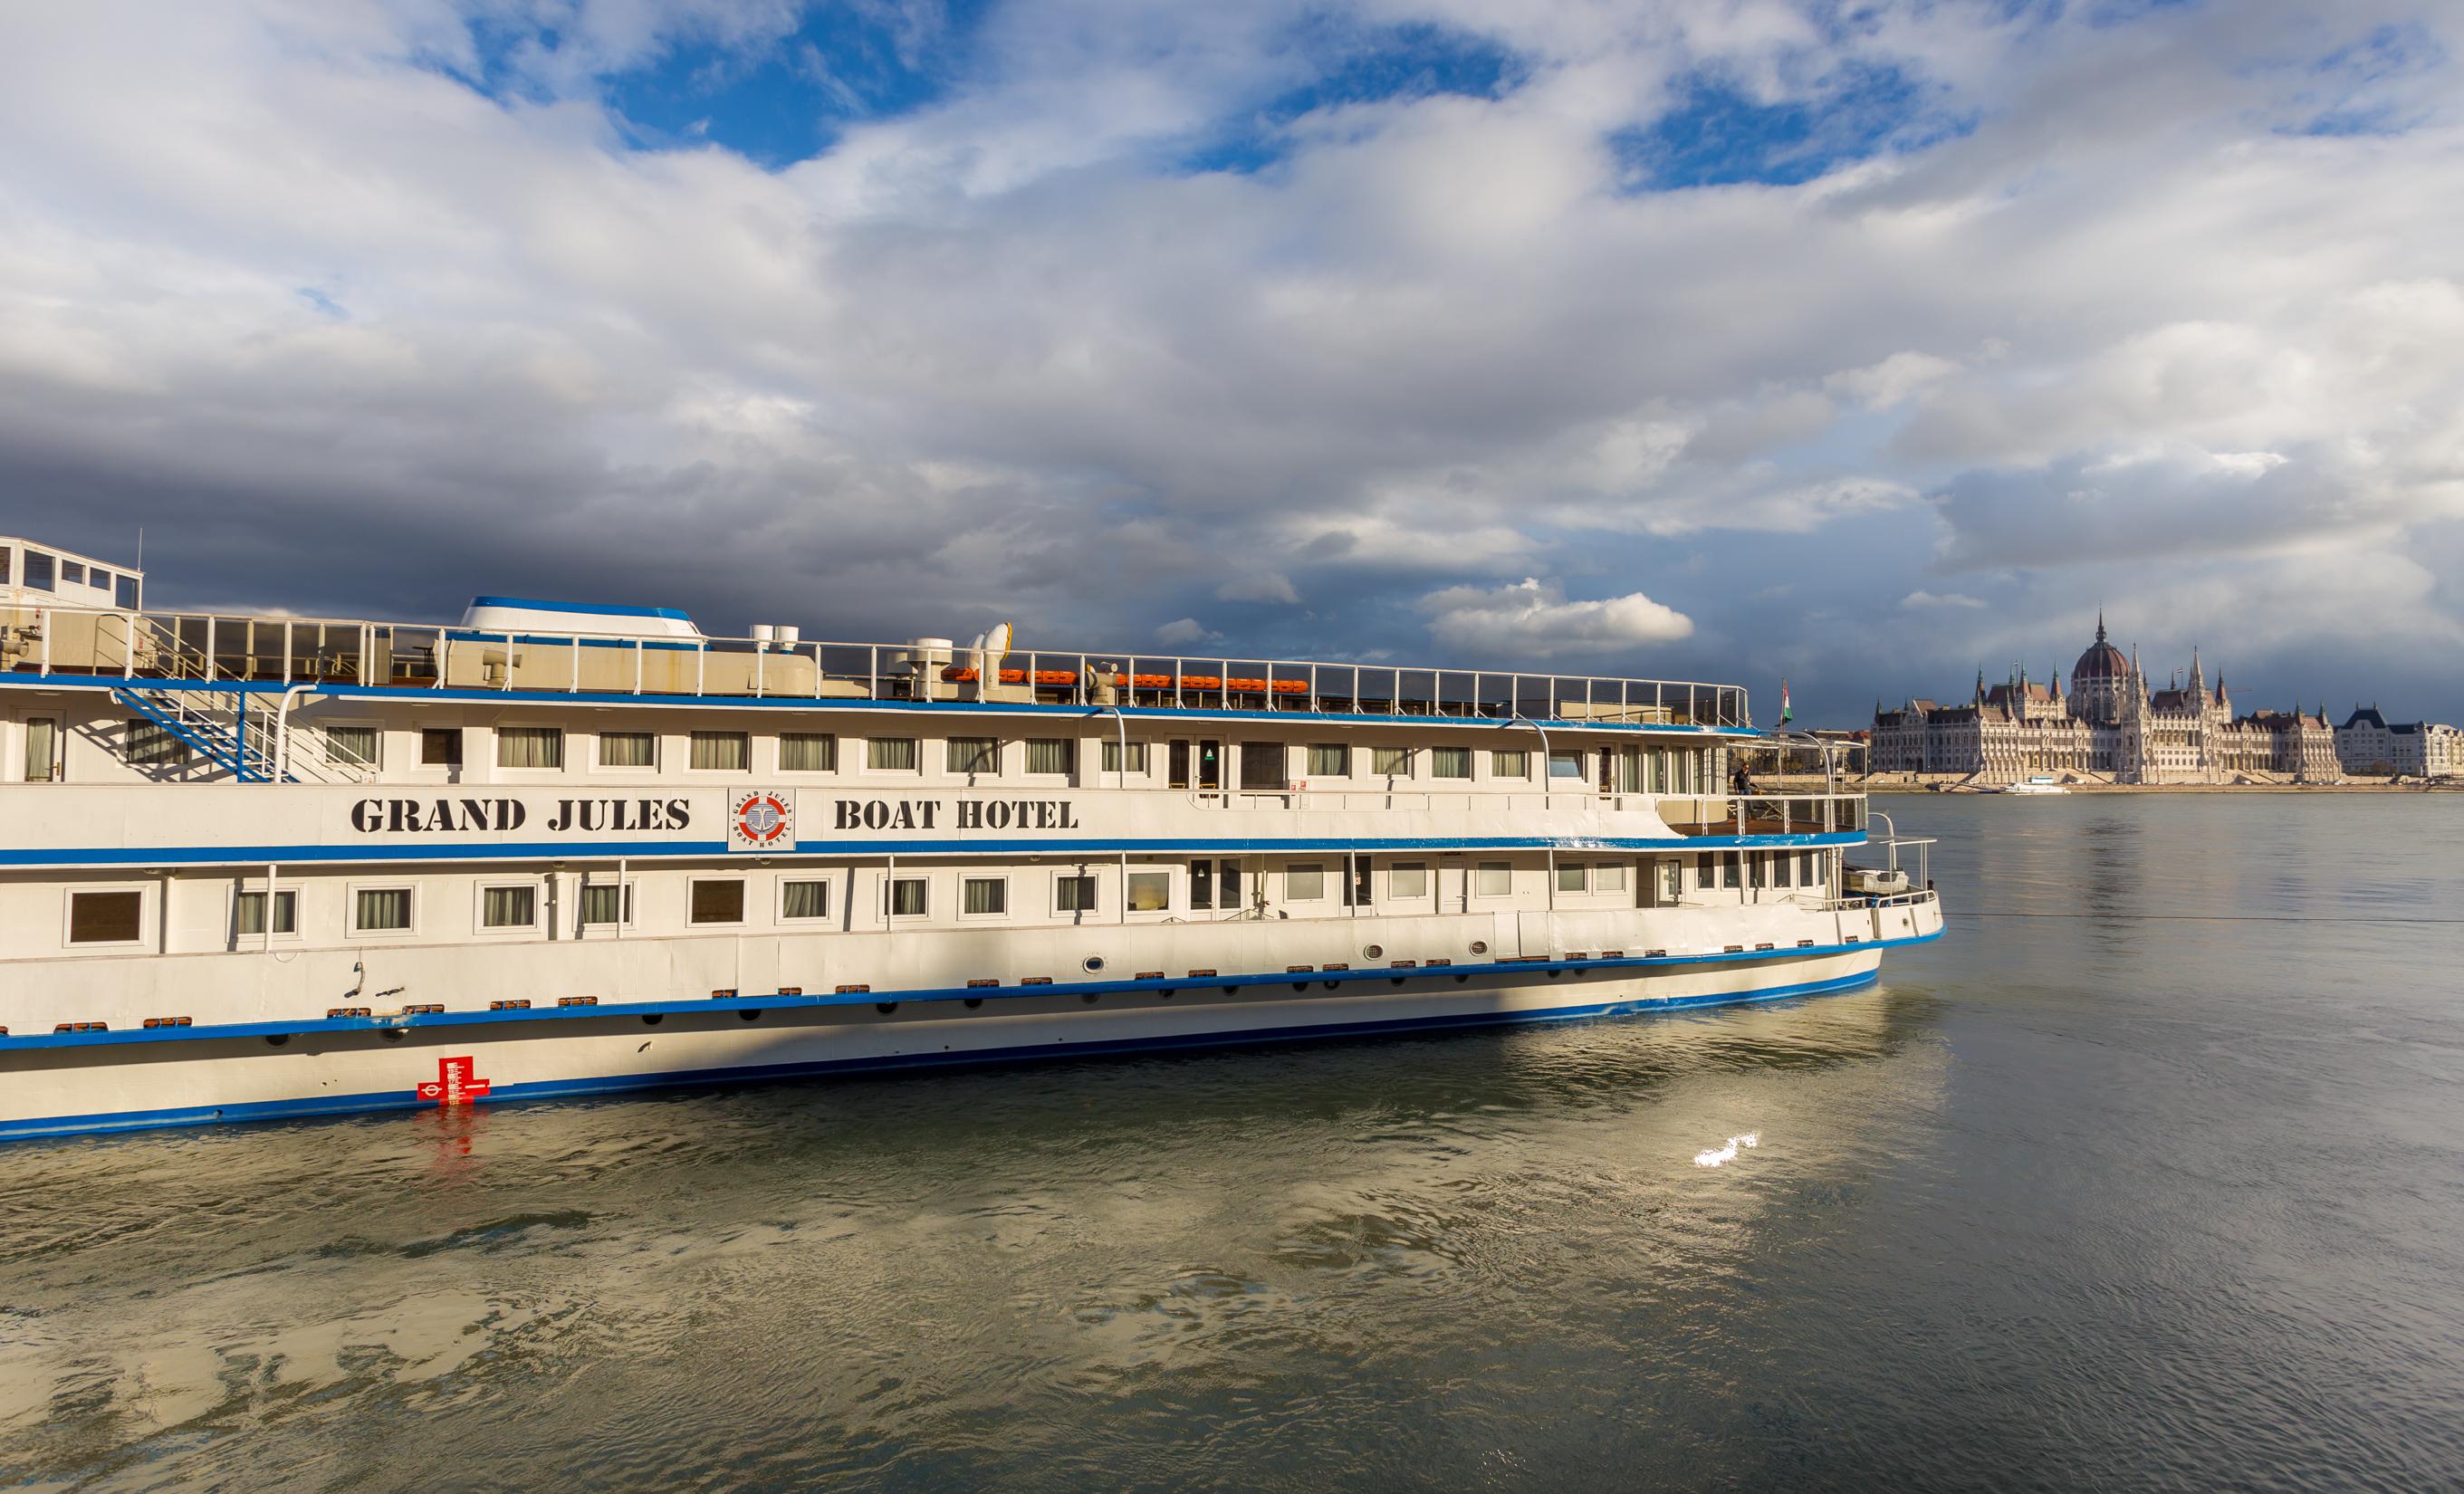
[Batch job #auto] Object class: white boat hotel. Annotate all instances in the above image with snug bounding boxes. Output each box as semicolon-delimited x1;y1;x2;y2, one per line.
0;534;1943;1140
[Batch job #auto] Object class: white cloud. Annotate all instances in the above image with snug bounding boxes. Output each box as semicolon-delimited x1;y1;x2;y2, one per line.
1155;616;1222;646
1900;589;1987;609
1216;572;1301;605
1419;577;1693;660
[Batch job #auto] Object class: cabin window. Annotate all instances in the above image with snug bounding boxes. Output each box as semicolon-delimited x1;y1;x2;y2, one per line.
67;889;144;945
1801;851;1819;886
1344;859;1371;907
480;885;537;930
117;574;140;609
688;879;746;924
22;551;53;591
351;887;414;934
869;737;918;772
1556;864;1588;894
1749;854;1769;890
598;731;657;769
1430;747;1472;780
1474;862;1511;897
1285;863;1326;901
1774;854;1793;888
421;727;464;767
781;879;831;921
1099;740;1149;774
1240;742;1287;790
235;889;298;937
1391;862;1430;899
1307;743;1349;776
579;883;632;927
125;721;189;767
1696;852;1715;886
24;718;61;781
1126;870;1171;913
691;732;749;771
887;876;928;917
1024;739;1075;775
781;733;837;772
1596;862;1627;894
1372;746;1412;777
962;877;1008;916
1721;853;1741;889
324;725;380;771
1548;751;1585;781
1054;874;1098;914
946;737;999;774
1189;858;1213;910
496;726;563;770
1491;750;1529;779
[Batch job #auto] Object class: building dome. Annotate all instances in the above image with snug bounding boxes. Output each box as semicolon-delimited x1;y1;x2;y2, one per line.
2073;613;2128;681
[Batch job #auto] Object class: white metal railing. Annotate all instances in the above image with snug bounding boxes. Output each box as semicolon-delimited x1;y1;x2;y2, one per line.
5;600;1753;727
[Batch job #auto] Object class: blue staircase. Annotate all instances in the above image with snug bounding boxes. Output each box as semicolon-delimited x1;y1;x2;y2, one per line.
112;686;264;781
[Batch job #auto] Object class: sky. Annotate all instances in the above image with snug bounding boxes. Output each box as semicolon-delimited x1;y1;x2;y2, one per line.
2;0;2460;729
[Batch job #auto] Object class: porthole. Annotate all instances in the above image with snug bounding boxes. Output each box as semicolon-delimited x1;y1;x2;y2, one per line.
875;1002;898;1015
1083;955;1107;973
264;1033;290;1048
1292;982;1309;991
740;1009;763;1022
1082;993;1100;1004
1363;943;1384;959
1469;939;1490;954
1389;976;1405;986
964;998;983;1010
641;1012;664;1026
1453;973;1470;983
381;1030;405;1043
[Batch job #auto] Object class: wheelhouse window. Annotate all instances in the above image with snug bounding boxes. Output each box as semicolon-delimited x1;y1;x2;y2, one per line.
22;551;53;591
496;726;563;770
421;727;464;767
781;733;838;772
1491;750;1529;779
688;878;746;924
1430;746;1472;780
235;888;298;937
324;725;380;771
1372;746;1412;777
116;574;140;608
869;737;918;772
946;737;999;774
481;885;538;930
61;561;83;586
1306;743;1348;777
1023;738;1075;776
1474;862;1511;897
598;731;657;769
68;889;143;945
1126;870;1171;913
690;731;748;771
1054;874;1098;914
1100;740;1149;774
1285;863;1326;901
887;876;928;917
781;878;831;921
1240;742;1287;790
351;887;414;934
125;721;189;767
962;876;1008;916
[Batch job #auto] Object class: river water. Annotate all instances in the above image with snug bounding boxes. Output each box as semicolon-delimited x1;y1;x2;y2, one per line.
5;795;2460;1492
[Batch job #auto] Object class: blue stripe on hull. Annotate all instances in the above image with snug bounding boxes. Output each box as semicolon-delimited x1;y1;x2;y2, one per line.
0;966;1879;1143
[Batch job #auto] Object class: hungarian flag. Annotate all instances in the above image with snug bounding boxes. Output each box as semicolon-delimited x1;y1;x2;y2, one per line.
1779;679;1793;724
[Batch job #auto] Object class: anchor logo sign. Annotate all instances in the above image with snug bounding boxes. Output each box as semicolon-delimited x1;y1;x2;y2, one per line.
728;789;797;851
416;1056;492;1106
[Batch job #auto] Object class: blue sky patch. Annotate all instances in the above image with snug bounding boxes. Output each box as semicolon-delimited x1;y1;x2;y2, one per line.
1181;21;1524;176
1616;62;1963;191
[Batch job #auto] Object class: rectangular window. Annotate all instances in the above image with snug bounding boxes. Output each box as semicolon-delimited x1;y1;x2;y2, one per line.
1697;852;1715;887
1596;862;1626;894
1548;751;1585;780
1345;858;1371;907
481;885;537;929
1190;858;1213;911
24;718;60;781
1372;746;1412;777
888;876;927;917
598;731;657;768
68;889;143;944
1801;851;1819;886
496;726;563;770
962;877;1007;916
1100;740;1150;774
23;551;53;590
90;569;111;591
780;733;838;772
1750;854;1768;890
691;731;749;771
1024;738;1075;775
125;720;189;767
1721;852;1741;889
946;737;999;774
1491;749;1529;779
579;883;631;926
117;574;140;609
1475;862;1511;897
1220;861;1243;910
1775;853;1793;888
1126;870;1171;912
61;561;83;586
1557;863;1588;894
1055;874;1098;914
421;727;464;767
1306;743;1349;776
781;879;831;921
1286;863;1326;900
1240;742;1286;790
235;888;298;936
869;737;918;771
325;725;380;771
1429;747;1472;780
352;887;413;934
689;878;746;924
1391;861;1429;899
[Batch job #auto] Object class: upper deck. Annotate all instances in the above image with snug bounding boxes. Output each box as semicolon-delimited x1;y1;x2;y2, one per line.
3;598;1752;730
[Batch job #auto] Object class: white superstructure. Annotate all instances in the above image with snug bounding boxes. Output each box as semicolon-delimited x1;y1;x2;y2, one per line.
0;535;1943;1141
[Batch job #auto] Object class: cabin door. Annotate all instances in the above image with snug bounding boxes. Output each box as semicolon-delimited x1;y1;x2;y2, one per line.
1168;739;1222;792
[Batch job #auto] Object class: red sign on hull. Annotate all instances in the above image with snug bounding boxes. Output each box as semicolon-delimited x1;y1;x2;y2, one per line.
415;1056;493;1106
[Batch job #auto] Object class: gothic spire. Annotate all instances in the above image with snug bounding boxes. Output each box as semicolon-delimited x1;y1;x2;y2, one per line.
2095;608;2107;645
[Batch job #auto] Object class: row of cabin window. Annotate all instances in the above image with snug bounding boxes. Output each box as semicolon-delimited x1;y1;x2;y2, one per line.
1696;849;1825;889
2;544;142;608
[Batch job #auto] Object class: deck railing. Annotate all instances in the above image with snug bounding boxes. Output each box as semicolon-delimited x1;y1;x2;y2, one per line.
3;602;1753;727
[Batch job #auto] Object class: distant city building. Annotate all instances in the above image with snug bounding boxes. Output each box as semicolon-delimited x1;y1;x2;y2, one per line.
2337;707;2462;778
1873;615;2339;783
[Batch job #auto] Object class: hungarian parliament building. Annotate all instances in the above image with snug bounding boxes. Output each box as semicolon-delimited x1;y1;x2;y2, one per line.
1870;616;2344;783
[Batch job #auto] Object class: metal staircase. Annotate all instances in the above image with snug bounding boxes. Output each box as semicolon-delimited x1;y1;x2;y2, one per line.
109;686;374;786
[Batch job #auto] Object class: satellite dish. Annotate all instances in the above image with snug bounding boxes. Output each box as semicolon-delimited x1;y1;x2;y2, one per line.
984;621;1013;660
